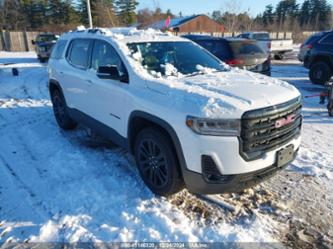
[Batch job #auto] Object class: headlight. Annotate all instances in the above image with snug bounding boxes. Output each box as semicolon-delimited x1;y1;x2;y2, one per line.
186;116;241;136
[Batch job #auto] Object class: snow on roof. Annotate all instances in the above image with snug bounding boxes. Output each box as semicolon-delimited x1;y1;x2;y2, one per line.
61;27;187;43
148;15;201;30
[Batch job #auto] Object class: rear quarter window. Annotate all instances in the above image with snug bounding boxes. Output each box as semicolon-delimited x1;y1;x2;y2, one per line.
50;40;67;60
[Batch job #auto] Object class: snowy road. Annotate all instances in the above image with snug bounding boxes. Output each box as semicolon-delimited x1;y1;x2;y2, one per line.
0;52;332;247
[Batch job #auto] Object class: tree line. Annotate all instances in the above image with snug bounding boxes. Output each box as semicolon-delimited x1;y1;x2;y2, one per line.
0;0;332;32
257;0;332;31
211;0;332;32
0;0;142;31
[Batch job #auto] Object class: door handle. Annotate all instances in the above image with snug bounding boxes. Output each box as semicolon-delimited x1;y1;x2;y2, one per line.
86;79;93;85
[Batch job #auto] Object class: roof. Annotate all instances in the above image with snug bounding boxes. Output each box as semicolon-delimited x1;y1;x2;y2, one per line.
183;35;253;42
149;15;201;30
60;27;189;44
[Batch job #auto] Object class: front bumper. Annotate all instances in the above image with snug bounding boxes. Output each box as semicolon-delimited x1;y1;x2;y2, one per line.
183;147;299;194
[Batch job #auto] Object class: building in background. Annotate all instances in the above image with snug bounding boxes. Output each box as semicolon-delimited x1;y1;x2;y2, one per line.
147;14;224;34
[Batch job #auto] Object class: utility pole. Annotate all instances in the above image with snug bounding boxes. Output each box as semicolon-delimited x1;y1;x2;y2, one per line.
87;0;93;28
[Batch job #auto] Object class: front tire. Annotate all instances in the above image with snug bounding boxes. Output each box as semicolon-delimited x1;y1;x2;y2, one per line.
328;102;333;117
274;53;284;60
134;128;184;196
309;62;332;85
50;88;77;130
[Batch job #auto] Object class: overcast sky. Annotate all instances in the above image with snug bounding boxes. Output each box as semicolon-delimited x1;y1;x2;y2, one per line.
137;0;333;17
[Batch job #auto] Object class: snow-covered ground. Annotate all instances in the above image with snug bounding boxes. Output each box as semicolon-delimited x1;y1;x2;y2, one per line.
0;52;332;247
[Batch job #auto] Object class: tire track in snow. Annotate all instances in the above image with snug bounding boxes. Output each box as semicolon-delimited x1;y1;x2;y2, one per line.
0;154;55;220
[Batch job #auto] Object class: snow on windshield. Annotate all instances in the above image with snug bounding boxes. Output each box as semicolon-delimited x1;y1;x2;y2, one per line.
127;41;226;78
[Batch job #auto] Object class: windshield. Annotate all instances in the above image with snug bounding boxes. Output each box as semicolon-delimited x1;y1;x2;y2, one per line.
128;42;226;77
37;35;58;43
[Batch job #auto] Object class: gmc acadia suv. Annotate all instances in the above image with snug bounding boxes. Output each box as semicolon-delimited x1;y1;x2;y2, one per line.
48;28;302;196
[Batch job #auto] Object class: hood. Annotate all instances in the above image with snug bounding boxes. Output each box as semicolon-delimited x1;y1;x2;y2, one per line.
145;68;300;119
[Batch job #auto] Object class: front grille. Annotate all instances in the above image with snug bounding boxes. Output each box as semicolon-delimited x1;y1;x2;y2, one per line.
240;97;302;161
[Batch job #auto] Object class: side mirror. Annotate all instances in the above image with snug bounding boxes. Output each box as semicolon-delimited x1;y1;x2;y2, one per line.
32;40;35;45
97;65;128;83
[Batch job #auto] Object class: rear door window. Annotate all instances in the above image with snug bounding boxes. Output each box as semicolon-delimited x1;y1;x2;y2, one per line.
67;39;91;69
50;40;67;60
197;40;232;61
320;33;333;44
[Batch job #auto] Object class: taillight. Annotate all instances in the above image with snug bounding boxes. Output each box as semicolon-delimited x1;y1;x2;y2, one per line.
268;42;271;49
307;44;313;49
226;59;244;65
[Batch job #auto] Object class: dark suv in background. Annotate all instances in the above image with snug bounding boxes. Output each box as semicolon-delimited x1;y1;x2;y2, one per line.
302;31;333;84
184;35;271;76
32;33;59;63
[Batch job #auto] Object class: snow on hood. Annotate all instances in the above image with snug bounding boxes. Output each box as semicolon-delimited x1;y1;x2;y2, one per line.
143;69;300;118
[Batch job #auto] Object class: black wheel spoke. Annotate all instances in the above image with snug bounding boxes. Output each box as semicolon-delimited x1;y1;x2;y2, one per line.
138;138;169;188
141;142;150;157
156;169;165;184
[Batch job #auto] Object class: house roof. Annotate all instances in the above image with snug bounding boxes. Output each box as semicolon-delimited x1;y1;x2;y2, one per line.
149;15;201;30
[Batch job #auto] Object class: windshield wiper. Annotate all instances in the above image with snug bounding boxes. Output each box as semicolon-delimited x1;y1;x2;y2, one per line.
185;71;205;78
185;69;226;78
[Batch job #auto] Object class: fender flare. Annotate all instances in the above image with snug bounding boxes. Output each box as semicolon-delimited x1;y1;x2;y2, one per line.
128;111;190;176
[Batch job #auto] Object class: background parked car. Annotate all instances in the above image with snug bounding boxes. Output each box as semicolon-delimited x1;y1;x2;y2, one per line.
32;33;59;63
303;31;333;84
238;32;293;60
184;35;271;76
298;32;328;62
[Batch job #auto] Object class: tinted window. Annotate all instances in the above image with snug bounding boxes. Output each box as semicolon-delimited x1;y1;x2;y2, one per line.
196;40;232;60
91;40;127;77
304;33;323;45
51;40;67;60
128;42;226;77
68;39;90;68
321;33;333;44
37;35;58;42
238;34;250;39
229;41;266;57
253;33;270;40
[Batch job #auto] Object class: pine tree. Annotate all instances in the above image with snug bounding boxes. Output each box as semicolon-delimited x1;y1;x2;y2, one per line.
309;0;331;30
94;0;118;27
115;0;138;26
47;0;64;25
79;0;118;27
0;0;25;30
62;0;81;26
299;0;311;27
262;5;275;27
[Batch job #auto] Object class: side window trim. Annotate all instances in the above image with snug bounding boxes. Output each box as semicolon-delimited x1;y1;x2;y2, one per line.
66;38;92;70
90;39;130;84
319;33;333;44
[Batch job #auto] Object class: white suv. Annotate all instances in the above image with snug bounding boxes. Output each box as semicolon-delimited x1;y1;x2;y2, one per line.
48;28;302;196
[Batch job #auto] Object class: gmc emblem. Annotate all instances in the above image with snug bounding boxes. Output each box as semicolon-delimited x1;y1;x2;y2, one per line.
275;114;296;129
